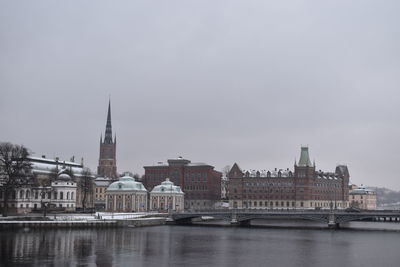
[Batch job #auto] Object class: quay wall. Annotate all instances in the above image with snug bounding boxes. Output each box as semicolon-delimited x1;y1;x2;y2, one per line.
0;220;119;229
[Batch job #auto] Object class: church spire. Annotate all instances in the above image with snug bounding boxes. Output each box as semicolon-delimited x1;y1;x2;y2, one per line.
104;99;113;144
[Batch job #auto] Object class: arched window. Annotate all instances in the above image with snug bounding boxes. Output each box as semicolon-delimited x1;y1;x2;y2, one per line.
53;191;58;200
60;192;64;200
71;192;74;200
67;192;70;200
26;191;30;199
19;190;24;199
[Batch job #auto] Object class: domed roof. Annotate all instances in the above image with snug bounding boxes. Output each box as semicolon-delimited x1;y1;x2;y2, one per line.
151;178;184;194
107;175;147;192
57;173;72;181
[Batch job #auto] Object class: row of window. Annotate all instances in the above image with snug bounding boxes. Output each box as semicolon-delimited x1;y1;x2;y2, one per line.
241;181;341;187
0;190;74;200
0;203;75;208
184;185;208;191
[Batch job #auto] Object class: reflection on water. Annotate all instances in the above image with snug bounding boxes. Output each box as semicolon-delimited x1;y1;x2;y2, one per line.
1;225;400;267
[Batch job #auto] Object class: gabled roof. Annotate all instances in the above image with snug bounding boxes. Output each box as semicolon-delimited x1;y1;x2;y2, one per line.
228;163;243;177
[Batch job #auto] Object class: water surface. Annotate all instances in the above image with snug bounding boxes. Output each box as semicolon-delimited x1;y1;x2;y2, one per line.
1;225;399;267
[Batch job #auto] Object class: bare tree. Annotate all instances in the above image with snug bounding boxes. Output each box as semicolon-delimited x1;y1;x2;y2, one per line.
0;142;32;217
221;165;231;201
78;168;94;212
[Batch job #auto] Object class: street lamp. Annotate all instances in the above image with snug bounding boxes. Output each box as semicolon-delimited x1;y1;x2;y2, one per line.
39;186;53;218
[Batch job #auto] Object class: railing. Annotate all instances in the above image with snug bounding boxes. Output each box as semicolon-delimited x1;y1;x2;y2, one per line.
175;208;400;214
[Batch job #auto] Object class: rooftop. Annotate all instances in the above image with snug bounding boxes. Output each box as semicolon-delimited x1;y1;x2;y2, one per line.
107;175;147;192
150;178;184;194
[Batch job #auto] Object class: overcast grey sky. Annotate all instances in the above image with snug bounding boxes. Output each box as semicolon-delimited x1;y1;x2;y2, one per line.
1;1;399;189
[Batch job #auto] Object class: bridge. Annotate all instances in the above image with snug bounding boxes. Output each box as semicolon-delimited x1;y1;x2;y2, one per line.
171;209;400;229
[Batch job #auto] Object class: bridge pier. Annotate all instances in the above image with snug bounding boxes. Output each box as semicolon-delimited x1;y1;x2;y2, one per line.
175;218;193;225
328;222;340;229
230;220;250;226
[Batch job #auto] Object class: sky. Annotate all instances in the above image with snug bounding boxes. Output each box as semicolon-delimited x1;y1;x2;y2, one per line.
1;1;399;190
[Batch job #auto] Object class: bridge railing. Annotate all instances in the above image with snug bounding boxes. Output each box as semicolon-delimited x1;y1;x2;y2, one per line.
172;208;400;215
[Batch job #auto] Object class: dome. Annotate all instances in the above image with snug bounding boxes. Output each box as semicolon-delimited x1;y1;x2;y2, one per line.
107;175;147;192
57;173;72;181
151;178;184;194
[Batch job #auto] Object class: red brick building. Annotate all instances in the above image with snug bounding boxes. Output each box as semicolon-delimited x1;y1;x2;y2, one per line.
228;147;349;209
144;157;222;210
97;100;117;179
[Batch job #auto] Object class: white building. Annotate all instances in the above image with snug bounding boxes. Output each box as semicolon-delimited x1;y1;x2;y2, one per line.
105;174;148;212
150;178;184;212
0;172;77;213
51;173;77;211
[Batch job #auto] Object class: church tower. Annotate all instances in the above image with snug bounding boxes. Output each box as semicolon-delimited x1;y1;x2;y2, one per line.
97;100;117;179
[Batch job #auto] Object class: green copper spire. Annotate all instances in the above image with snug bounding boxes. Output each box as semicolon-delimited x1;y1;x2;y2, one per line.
298;146;312;167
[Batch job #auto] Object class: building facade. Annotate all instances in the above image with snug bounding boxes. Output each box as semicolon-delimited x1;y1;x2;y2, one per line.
228;147;350;210
94;177;112;211
150;178;184;212
349;185;377;210
0;156;92;214
0;171;77;213
97;100;117;179
50;173;77;211
105;174;147;212
144;157;222;210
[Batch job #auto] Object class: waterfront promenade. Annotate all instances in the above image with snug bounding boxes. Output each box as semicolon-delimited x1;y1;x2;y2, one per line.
0;212;168;229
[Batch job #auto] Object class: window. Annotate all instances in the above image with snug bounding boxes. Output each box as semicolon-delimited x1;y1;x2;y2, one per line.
19;190;24;199
60;192;64;200
54;191;58;199
35;192;39;199
67;192;70;200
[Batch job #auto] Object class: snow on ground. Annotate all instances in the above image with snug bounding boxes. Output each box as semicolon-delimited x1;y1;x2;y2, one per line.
48;212;163;221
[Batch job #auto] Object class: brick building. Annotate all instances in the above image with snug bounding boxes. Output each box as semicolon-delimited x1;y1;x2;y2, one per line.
143;157;222;210
228;147;349;210
97;100;117;179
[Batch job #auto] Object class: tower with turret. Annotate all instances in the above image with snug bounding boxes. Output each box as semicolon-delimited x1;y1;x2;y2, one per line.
97;100;117;179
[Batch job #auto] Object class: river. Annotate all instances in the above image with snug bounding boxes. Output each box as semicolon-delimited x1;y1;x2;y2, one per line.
1;223;400;267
